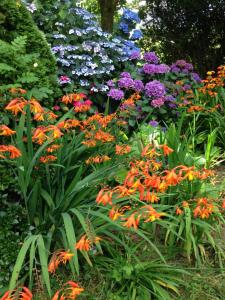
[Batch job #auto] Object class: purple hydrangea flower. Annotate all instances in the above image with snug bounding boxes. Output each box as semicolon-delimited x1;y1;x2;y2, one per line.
145;80;166;98
143;64;156;74
118;77;134;89
133;79;144;92
170;65;181;73
156;64;170;74
107;80;115;87
185;63;193;71
149;120;159;127
176;60;187;68
144;52;159;64
168;102;177;108
108;88;124;100
120;72;132;78
165;95;176;102
191;72;201;83
129;50;141;60
151;98;165;107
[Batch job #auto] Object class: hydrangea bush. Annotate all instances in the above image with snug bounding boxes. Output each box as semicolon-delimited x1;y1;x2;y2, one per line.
23;1;140;100
106;52;202;126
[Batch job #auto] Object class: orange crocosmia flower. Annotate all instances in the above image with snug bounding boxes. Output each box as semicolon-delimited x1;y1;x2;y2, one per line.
82;139;97;147
178;165;196;181
47;125;63;139
0;145;21;159
75;235;91;251
29;99;44;114
46;111;58;120
160;144;174;156
96;189;113;206
142;205;165;222
74;104;91;113
9;87;27;94
187;105;204;113
85;155;111;164
33;113;45;121
40;155;57;163
1;287;33;300
182;201;189;208
47;144;61;153
123;213;140;230
141;144;159;158
176;207;183;215
0;125;16;136
124;167;139;187
5;98;27;115
48;250;74;273
115;144;131;155
94;129;115;142
144;175;161;189
197;168;215;179
32;126;49;144
113;185;135;197
66;281;84;298
61;94;74;105
144;191;159;203
157;180;168;193
222;199;225;209
163;169;180;186
7;146;21;159
109;206;123;221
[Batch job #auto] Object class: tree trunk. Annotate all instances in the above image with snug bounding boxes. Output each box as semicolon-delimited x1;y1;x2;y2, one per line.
98;0;118;32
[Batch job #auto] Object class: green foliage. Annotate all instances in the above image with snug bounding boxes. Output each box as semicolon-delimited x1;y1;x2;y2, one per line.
0;201;29;288
86;241;186;300
0;0;58;99
141;0;225;74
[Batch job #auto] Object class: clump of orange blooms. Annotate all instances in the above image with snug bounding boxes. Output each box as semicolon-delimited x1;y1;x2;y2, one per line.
52;281;84;300
1;287;32;300
95;142;220;230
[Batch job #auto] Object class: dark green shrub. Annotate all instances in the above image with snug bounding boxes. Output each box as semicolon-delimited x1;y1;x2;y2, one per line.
0;0;59;99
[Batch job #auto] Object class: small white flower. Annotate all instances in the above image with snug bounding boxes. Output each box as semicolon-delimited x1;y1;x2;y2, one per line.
33;63;38;68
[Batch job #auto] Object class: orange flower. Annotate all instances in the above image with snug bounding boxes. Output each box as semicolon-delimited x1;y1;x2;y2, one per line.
75;235;91;251
33;113;45;121
144;175;161;189
0;125;16;136
47;144;61;153
109;206;124;221
143;206;165;222
32;126;48;144
85;155;111;164
176;207;183;215
40;155;57;163
143;191;159;203
48;250;74;273
182;201;189;208
29;99;44;114
0;145;21;159
46;111;58;121
94;129;115;142
123;213;140;230
47;125;63;139
160;144;174;156
5;98;27;115
9;88;27;94
52;281;84;300
222;199;225;209
96;189;113;206
66;281;84;299
1;287;33;300
115;144;131;155
178;165;196;180
142;144;159;158
163;169;180;186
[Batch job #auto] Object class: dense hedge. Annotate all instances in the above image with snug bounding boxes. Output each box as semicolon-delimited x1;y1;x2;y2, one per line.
0;0;58;94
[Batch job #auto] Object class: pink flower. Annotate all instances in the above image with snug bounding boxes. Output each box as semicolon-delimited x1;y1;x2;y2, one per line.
151;98;165;108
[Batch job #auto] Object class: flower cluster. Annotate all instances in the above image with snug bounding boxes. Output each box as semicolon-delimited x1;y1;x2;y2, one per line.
170;60;201;83
95;143;218;230
119;9;142;41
